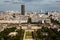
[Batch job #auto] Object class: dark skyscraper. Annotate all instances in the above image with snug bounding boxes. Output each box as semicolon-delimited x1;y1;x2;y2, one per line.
21;5;25;15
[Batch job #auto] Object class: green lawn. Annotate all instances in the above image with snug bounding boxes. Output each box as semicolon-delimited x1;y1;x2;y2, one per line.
25;32;32;39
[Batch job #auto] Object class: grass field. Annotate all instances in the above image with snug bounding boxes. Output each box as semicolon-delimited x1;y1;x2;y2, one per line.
25;32;32;39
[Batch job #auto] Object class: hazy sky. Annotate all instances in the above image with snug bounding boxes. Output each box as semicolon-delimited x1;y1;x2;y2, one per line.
0;0;60;12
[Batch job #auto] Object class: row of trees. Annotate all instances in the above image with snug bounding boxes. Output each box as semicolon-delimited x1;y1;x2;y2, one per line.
0;27;24;40
33;27;60;40
50;18;60;25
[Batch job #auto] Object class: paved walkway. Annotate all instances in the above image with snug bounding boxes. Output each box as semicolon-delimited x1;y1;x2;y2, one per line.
23;30;26;40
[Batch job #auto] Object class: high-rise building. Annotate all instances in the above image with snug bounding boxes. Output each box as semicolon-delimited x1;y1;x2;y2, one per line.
21;5;25;15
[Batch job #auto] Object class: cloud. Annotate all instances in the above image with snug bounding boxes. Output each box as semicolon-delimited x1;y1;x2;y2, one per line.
0;0;60;11
3;0;60;5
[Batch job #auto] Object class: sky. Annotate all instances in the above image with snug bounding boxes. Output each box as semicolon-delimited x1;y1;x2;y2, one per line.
0;0;60;12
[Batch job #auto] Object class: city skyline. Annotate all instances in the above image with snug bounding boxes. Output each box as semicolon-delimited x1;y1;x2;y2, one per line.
0;1;60;40
0;0;60;12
